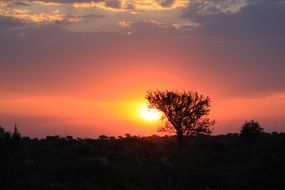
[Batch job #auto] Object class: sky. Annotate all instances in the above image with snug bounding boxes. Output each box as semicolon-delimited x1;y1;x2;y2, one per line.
0;0;285;138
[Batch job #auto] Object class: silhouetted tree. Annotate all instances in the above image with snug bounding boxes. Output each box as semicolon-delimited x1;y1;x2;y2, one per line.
12;124;21;142
99;135;109;141
146;90;215;146
240;120;264;138
0;126;5;138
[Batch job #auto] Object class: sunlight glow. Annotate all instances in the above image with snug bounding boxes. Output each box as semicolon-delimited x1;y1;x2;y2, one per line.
140;105;162;122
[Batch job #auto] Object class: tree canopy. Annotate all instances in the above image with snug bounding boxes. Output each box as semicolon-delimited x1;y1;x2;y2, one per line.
146;90;215;143
240;120;264;138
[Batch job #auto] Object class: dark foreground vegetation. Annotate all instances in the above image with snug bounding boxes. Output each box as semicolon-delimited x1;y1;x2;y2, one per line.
1;127;285;190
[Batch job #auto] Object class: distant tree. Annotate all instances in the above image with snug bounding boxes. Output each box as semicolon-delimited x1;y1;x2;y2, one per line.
146;90;215;146
66;135;74;141
109;136;116;141
0;126;5;138
12;124;21;140
124;133;139;142
99;135;109;140
240;120;264;138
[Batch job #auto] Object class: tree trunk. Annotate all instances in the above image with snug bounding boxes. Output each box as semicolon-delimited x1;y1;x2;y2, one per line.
176;130;184;151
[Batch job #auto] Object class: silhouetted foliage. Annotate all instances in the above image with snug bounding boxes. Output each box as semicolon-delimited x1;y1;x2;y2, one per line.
99;135;109;140
146;90;215;145
0;126;285;190
240;120;264;138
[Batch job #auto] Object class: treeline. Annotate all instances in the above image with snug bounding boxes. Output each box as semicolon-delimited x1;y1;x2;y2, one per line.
1;126;285;190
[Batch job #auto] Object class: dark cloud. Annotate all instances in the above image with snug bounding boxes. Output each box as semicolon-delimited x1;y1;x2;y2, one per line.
169;0;285;98
160;0;175;7
105;0;121;8
184;0;285;40
55;0;103;3
0;16;26;31
13;1;30;6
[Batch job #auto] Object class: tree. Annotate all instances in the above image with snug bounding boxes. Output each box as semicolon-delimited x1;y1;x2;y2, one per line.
146;90;215;145
99;135;109;141
240;120;264;138
12;124;21;139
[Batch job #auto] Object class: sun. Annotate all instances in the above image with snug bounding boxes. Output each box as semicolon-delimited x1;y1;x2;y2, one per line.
140;105;162;122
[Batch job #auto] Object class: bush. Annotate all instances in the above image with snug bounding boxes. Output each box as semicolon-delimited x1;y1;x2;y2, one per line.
240;120;264;138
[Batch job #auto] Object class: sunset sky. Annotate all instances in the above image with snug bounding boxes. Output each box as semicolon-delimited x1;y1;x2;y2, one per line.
0;0;285;137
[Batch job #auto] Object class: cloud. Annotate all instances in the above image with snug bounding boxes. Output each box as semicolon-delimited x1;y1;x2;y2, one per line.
73;1;127;12
32;1;61;6
187;0;249;15
116;18;198;35
73;0;189;11
0;1;83;24
0;15;26;30
1;0;191;30
1;8;65;22
185;0;285;41
118;20;132;28
160;0;175;7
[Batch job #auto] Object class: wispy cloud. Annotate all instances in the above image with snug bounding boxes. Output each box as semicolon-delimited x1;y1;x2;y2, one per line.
0;7;65;22
32;1;62;7
188;0;249;14
0;0;252;32
73;0;189;12
0;1;80;23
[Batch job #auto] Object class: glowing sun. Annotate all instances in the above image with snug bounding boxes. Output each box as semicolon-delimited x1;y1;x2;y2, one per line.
140;105;162;122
